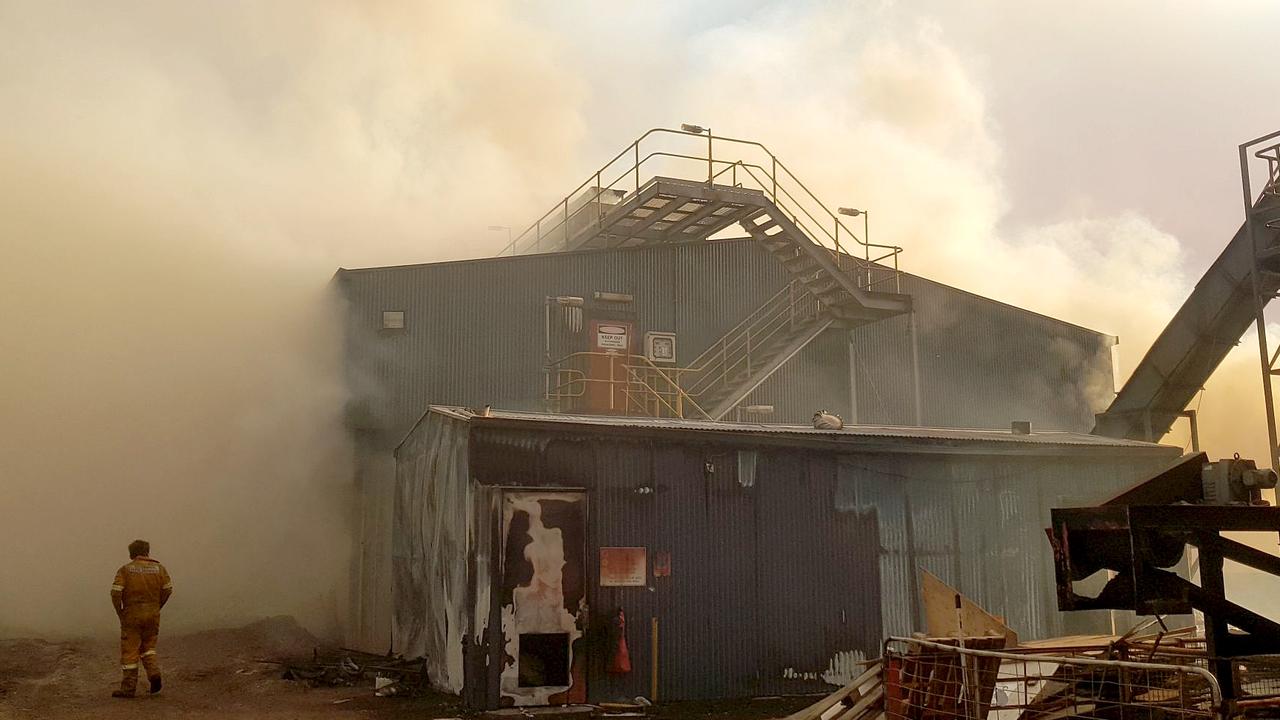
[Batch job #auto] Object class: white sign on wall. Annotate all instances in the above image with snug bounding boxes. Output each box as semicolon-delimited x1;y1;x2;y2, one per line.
596;324;628;350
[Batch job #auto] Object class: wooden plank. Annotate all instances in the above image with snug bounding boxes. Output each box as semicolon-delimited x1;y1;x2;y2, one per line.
782;662;882;720
919;569;1018;645
830;685;884;720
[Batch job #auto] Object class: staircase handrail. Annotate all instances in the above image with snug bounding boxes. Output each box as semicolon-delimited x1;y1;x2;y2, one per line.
542;351;711;419
726;159;901;291
500;128;902;280
1256;141;1280;198
682;279;821;399
620;362;711;420
685;281;796;369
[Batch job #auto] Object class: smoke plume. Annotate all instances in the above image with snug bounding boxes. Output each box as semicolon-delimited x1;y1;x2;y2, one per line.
0;0;586;637
2;0;1277;637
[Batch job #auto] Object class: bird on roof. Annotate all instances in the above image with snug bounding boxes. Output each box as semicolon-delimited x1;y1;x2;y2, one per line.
813;410;844;430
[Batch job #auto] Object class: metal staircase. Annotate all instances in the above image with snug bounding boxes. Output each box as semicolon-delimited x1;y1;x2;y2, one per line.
512;128;912;419
681;280;832;419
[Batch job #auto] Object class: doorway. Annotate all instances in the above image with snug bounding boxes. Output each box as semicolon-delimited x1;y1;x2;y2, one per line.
498;490;588;705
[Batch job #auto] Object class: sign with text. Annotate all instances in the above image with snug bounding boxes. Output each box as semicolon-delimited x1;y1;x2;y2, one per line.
596;324;629;351
599;547;647;587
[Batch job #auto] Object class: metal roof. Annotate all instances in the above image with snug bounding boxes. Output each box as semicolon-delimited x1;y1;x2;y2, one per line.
426;406;1176;456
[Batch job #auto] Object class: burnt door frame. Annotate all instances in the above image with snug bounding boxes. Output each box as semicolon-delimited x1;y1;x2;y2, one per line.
496;488;589;706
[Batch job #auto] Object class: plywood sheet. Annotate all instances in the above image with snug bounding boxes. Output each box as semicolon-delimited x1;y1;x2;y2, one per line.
918;569;1017;645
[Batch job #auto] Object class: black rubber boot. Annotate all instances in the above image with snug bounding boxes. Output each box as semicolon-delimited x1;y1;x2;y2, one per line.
149;675;162;694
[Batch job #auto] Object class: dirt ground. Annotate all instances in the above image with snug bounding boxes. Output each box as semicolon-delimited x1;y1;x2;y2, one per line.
0;617;812;720
0;616;464;720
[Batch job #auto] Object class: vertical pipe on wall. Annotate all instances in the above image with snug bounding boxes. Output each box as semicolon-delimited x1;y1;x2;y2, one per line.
650;616;659;703
848;332;859;424
908;310;923;426
545;299;552;411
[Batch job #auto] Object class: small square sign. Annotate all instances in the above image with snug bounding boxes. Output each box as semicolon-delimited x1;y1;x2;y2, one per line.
653;551;672;578
645;332;677;363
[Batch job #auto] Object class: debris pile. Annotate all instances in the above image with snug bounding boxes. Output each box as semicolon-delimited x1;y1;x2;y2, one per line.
276;647;429;697
779;571;1280;720
733;613;1280;720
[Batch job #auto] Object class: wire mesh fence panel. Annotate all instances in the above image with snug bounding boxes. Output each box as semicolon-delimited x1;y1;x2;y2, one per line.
1237;656;1280;711
884;637;1222;720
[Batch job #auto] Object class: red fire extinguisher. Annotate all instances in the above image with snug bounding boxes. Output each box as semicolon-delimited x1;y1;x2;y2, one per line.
608;608;632;674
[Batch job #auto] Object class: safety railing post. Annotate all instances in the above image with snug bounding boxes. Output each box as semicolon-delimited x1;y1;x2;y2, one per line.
634;141;640;193
771;156;777;202
562;196;569;249
863;211;871;288
707;131;713;185
789;281;795;332
720;339;727;388
596;171;603;227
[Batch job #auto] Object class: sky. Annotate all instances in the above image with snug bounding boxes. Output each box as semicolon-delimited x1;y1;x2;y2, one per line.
2;0;1280;635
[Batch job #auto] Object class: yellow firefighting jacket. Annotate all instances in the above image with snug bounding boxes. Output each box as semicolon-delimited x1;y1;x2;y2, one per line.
111;557;173;614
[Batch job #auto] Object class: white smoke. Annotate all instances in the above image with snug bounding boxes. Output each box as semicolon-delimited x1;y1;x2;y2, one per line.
0;0;589;637
2;0;1275;639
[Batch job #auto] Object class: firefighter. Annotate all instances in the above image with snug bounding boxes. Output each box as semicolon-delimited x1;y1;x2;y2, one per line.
109;539;172;698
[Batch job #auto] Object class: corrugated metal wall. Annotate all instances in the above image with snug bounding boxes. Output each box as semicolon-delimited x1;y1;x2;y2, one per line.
469;430;886;702
849;275;1115;430
337;240;1116;449
836;453;1167;642
454;424;1178;703
391;411;472;692
349;433;395;652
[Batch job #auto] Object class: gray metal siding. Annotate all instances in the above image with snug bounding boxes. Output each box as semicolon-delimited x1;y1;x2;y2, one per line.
452;423;1177;703
341;241;1116;449
851;274;1115;430
835;453;1167;641
739;329;855;421
671;241;793;366
348;434;396;653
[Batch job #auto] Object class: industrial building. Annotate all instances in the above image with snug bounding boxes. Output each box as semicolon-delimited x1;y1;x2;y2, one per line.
334;128;1181;706
392;406;1176;707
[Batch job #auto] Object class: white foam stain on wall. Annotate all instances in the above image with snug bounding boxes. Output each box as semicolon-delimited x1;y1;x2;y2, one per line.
821;649;869;686
782;649;869;686
499;493;584;706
